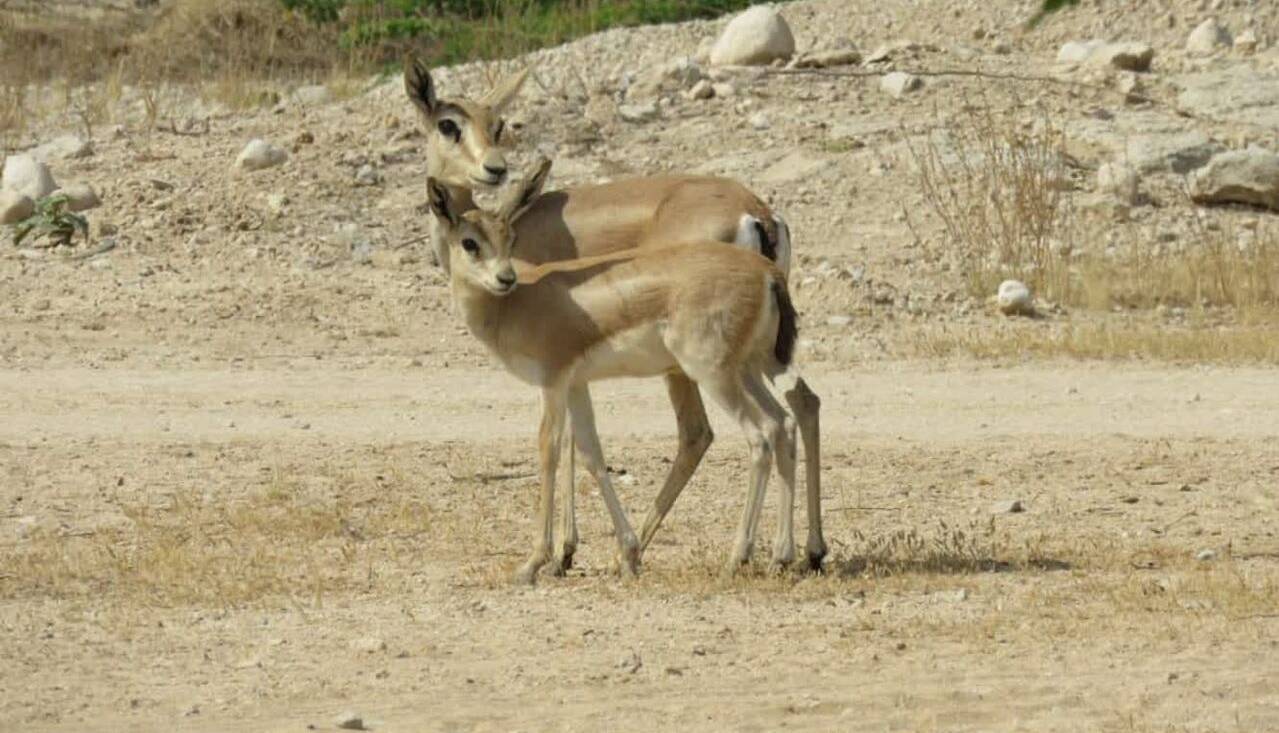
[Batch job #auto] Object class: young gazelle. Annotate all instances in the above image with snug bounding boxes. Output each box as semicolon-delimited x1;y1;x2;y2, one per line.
406;60;826;572
429;159;815;582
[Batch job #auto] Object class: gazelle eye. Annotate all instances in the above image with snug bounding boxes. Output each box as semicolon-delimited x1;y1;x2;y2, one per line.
493;120;505;142
461;238;480;256
437;119;460;142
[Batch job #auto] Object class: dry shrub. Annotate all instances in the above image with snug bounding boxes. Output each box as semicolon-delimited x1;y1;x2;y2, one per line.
907;104;1077;303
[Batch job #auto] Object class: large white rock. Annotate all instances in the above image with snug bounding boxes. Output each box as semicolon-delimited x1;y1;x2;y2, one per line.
997;280;1034;316
1186;18;1231;56
2;154;57;199
709;5;795;67
235;139;288;172
31;134;93;162
1097;162;1140;204
0;190;34;225
1057;40;1153;71
54;183;101;212
881;71;922;98
1190;149;1279;211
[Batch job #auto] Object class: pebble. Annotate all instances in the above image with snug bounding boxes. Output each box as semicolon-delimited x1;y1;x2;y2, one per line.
992;500;1025;514
2;154;57;199
880;72;922;99
996;280;1034;316
31;134;93;162
0;190;34;224
749;112;771;130
355;164;383;186
826;315;853;327
1186;18;1231;55
618;103;658;123
688;79;715;100
1195;549;1217;562
335;712;367;730
54;183;101;212
235;139;288;172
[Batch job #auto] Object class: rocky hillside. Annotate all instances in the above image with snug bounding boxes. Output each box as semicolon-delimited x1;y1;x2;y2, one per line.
1;0;1277;370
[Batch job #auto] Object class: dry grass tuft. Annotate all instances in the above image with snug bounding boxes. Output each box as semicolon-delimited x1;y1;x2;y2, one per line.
0;471;432;607
910;319;1279;364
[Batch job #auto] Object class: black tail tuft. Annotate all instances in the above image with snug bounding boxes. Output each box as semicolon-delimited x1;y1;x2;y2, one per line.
772;280;797;366
754;220;777;263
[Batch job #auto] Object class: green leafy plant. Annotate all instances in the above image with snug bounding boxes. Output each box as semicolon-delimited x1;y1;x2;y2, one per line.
13;194;89;248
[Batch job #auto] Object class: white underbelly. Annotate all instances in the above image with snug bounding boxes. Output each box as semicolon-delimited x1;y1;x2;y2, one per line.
497;349;548;386
576;323;677;382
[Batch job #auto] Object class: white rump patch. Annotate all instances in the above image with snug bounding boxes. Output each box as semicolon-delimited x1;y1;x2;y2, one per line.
734;214;763;257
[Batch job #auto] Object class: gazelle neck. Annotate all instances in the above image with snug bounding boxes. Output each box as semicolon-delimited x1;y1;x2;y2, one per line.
450;276;504;348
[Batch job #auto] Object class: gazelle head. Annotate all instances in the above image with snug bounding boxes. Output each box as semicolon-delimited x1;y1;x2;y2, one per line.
405;57;530;190
427;158;553;296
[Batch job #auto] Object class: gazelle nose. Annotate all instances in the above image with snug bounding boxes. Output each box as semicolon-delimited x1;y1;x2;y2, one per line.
483;164;507;181
496;270;516;287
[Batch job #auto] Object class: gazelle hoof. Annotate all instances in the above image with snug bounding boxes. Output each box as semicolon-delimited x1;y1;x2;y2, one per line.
554;547;576;574
513;558;544;586
806;547;828;573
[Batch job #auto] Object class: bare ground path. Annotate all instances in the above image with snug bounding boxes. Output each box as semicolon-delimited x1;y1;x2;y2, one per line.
3;362;1278;732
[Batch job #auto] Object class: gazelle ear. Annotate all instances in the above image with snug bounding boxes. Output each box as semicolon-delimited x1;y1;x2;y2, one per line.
480;67;531;113
426;178;457;227
503;158;552;223
405;56;437;117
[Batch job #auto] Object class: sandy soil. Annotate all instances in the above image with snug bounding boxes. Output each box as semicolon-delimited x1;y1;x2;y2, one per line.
4;0;1279;730
3;361;1279;732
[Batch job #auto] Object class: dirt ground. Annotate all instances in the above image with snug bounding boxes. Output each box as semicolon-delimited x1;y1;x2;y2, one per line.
4;0;1279;730
3;363;1278;732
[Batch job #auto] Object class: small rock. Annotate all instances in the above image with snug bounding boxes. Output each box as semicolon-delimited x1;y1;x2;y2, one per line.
54;183;101;212
880;72;922;99
1097;162;1140;204
265;192;289;214
0;190;34;224
996;279;1033;316
826;315;853;327
619;650;643;674
1095;42;1154;72
618;103;658;123
992;500;1025;514
749;112;771;130
349;636;386;654
792;47;862;69
335;712;366;730
31;134;94;161
1058;40;1153;72
1186;18;1231;56
1233;29;1258;55
711;82;737;98
1190;149;1279;211
709;5;796;66
2;155;57;199
234;139;288;172
865;39;920;64
355;164;383;186
688;79;715;100
1195;549;1217;562
292;84;333;107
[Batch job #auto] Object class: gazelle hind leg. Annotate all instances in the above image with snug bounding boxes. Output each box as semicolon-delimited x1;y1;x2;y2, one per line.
700;374;776;574
567;386;641;578
554;424;579;575
515;387;565;585
777;371;827;571
744;372;797;569
638;373;714;553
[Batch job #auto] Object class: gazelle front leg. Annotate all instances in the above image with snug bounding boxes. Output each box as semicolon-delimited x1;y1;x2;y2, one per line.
567;385;641;578
515;387;565;585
